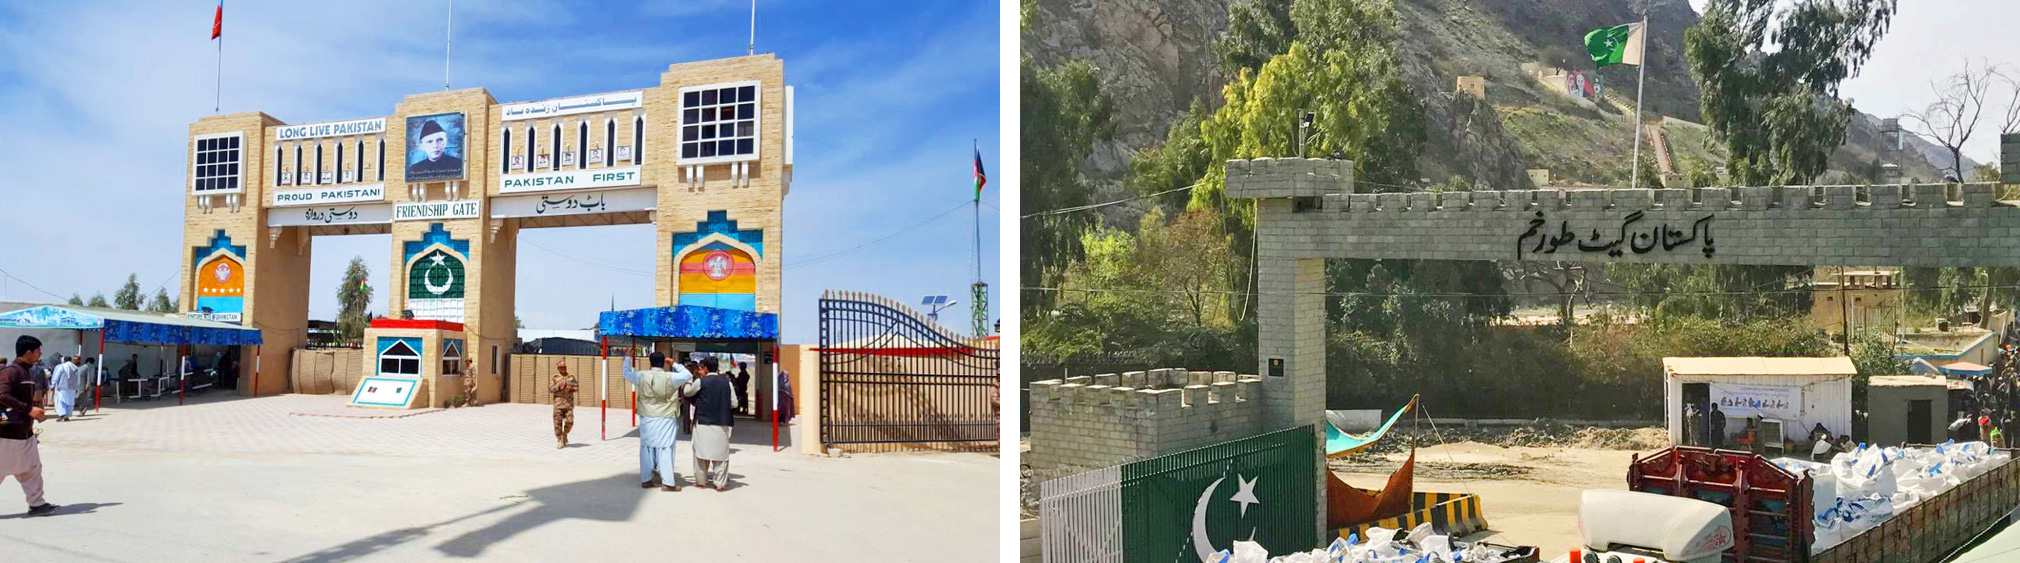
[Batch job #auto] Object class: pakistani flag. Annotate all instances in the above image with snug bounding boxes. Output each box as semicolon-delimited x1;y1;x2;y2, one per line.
1120;427;1316;562
1585;22;1646;67
407;249;466;322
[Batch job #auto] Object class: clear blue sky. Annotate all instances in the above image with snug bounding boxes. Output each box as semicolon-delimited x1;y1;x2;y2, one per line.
0;0;1000;343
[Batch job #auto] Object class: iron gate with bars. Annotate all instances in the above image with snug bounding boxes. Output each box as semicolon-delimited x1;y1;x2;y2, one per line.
1039;425;1319;563
817;290;999;445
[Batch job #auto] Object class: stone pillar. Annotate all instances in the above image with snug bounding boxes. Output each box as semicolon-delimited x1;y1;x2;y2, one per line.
1226;157;1346;541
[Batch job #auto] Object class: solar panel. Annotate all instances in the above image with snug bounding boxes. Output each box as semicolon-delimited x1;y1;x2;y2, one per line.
922;295;950;306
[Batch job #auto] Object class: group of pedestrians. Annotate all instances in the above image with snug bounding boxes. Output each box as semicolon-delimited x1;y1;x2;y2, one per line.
549;352;748;491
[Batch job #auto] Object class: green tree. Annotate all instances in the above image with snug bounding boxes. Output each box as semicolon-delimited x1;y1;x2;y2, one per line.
1971;163;2001;183
1134;208;1234;326
66;294;83;306
1125;99;1215;213
1195;38;1423;232
87;293;109;308
1216;0;1294;76
337;257;373;344
1020;57;1115;314
113;273;142;310
1685;0;1898;185
1607;263;1813;320
146;289;175;313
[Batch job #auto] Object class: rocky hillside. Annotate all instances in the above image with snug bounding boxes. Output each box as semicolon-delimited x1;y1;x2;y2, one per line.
1025;0;1960;192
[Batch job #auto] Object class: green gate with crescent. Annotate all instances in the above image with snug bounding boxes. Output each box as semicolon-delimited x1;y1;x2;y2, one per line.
1038;425;1318;562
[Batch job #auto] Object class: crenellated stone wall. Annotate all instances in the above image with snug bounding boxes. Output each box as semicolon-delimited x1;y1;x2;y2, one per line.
1228;157;2020;268
1026;368;1265;470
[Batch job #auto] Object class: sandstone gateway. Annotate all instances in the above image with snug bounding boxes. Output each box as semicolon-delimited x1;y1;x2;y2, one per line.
181;55;793;408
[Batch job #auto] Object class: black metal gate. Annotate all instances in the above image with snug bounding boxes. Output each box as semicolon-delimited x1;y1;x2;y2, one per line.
817;290;999;445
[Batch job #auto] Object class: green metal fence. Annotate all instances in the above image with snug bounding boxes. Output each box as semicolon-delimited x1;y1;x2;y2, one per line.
1040;425;1318;562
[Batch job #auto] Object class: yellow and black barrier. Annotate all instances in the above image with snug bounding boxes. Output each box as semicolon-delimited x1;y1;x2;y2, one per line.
1333;490;1488;541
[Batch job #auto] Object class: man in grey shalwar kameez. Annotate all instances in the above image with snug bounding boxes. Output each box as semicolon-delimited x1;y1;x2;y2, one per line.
684;357;738;490
624;352;692;491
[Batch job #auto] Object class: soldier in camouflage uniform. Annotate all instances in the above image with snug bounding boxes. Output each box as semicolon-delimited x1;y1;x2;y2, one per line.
462;358;481;407
550;362;579;448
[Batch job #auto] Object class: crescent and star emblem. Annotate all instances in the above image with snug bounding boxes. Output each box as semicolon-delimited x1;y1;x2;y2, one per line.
422;254;457;295
1190;474;1263;562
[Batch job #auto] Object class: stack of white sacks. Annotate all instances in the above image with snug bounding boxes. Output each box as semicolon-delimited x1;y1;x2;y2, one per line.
1212;522;1524;563
1772;440;2011;554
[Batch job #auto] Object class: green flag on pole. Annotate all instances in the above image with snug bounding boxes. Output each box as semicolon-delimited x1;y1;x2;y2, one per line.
1585;22;1645;67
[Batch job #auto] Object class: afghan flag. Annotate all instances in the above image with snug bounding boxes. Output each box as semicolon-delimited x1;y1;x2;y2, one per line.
211;2;223;40
972;145;987;202
1584;21;1645;67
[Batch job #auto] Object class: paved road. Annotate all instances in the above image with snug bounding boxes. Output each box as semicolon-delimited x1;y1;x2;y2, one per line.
0;394;998;562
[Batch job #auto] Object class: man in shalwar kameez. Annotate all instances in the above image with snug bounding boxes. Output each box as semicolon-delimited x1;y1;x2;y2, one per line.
684;357;738;490
624;352;692;491
49;356;84;422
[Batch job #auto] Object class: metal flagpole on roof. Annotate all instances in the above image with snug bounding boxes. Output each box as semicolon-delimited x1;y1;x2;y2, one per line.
748;0;756;55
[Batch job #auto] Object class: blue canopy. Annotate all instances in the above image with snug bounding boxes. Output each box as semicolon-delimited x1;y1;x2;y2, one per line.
0;305;263;346
597;305;778;341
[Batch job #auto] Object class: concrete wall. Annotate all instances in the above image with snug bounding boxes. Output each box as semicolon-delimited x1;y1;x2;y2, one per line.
1026;369;1264;470
1869;379;1949;446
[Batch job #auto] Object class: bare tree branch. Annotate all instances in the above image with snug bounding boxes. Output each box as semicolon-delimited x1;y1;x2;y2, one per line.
1902;59;1997;180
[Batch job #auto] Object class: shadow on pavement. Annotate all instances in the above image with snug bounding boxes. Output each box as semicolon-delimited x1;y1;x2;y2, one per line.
0;501;122;519
276;473;647;562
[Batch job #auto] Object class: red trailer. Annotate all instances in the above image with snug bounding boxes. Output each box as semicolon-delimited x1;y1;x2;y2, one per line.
1626;445;2020;563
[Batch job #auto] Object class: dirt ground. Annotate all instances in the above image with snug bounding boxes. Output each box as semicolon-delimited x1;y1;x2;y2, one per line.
1333;440;1650;559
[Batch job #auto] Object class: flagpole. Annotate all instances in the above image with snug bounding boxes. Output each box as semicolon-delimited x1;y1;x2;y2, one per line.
973;139;982;286
1630;16;1647;190
214;24;222;113
445;0;453;90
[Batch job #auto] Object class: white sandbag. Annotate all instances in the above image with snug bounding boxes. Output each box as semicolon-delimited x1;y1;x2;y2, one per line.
1403;522;1433;545
1421;534;1452;562
1362;527;1397;547
1231;540;1270;563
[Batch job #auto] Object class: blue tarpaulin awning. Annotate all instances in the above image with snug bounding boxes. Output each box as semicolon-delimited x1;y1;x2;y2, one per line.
0;305;263;346
597;305;778;341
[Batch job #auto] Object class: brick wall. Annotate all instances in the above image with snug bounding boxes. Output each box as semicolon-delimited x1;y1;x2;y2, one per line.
1026;368;1265;470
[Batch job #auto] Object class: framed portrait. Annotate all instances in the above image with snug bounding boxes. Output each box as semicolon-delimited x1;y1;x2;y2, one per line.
590;148;605;163
616;145;633;162
536;154;550;169
405;112;467;182
562;151;577;166
511;154;525;171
